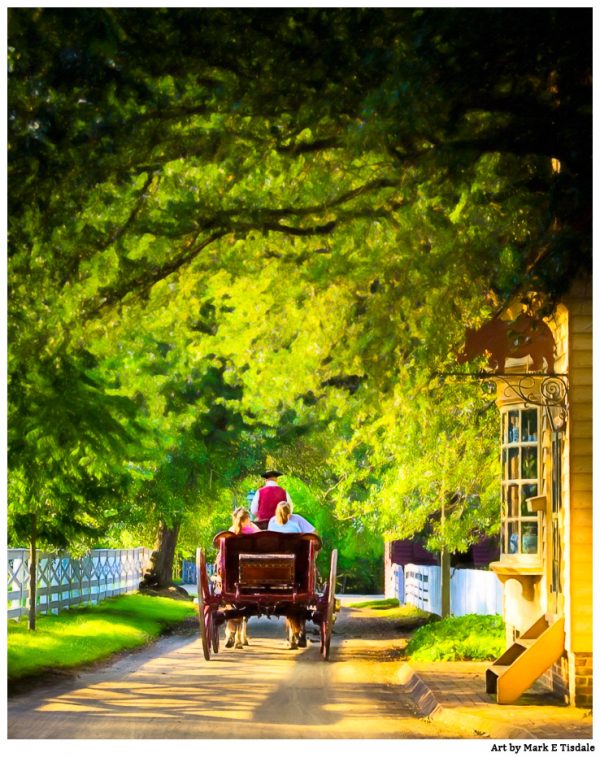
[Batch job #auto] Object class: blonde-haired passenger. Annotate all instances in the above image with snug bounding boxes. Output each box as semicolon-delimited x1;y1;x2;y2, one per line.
267;502;305;648
267;501;302;533
230;507;261;535
221;508;260;649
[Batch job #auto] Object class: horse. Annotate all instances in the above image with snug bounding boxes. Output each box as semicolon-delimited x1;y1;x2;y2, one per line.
225;618;249;649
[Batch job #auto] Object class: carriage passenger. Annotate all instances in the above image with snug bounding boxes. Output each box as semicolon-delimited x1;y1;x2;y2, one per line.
230;507;261;535
220;508;260;649
267;502;302;533
250;470;293;525
268;502;313;649
216;507;260;571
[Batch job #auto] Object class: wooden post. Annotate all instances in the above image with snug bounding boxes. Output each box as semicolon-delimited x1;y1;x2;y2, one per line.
28;513;37;631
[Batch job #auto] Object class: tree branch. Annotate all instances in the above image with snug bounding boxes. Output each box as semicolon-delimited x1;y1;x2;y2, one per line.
257;177;399;218
78;177;400;320
59;173;158;289
277;136;342;154
82;230;227;319
260;220;337;236
103;173;159;250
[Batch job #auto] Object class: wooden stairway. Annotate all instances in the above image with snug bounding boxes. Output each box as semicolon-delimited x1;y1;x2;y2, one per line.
486;615;565;704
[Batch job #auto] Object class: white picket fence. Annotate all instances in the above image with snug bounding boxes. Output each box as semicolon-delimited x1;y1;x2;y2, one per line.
392;563;503;616
7;548;152;620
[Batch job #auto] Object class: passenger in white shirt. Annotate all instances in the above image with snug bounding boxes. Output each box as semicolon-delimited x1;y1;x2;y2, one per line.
268;502;302;533
267;502;314;649
288;513;315;533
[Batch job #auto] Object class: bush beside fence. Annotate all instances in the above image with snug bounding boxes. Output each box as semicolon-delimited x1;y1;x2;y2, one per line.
7;548;152;620
392;562;503;616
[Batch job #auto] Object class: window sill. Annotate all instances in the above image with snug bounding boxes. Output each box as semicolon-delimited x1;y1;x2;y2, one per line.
490;561;543;600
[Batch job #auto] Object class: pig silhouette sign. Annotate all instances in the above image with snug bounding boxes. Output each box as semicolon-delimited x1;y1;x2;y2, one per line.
457;314;555;373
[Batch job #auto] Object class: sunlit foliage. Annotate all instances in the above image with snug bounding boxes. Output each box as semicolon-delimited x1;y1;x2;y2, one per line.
8;9;591;573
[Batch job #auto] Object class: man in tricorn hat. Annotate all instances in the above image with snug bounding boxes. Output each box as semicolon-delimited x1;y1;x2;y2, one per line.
250;469;312;648
250;469;293;524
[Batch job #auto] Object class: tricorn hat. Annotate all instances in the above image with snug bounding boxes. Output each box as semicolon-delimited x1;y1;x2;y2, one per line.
261;469;283;478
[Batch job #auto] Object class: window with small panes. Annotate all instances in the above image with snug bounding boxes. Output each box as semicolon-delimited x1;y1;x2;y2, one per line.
500;407;541;557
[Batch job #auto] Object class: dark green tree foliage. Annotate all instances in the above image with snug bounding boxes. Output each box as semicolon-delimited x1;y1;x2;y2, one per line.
8;349;136;541
9;9;591;312
8;9;592;597
8;346;137;627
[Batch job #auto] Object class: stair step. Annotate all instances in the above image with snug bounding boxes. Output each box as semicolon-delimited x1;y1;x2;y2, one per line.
487;664;510;677
515;637;536;648
492;615;565;705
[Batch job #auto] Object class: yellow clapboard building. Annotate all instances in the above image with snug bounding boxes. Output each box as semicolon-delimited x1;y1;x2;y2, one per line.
484;278;592;707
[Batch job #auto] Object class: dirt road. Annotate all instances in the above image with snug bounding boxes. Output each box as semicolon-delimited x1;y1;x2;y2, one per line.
8;603;469;739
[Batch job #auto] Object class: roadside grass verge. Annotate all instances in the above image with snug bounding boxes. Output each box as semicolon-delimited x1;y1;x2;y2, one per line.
346;599;432;629
405;613;505;661
346;598;401;610
8;593;196;681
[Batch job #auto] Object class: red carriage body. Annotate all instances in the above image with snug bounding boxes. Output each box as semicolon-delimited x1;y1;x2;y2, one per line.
196;530;337;661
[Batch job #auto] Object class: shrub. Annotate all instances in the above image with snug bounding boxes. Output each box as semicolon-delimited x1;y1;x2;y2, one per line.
405;613;505;661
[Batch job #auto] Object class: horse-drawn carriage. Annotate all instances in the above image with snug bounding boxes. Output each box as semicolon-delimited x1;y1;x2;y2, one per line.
195;530;338;660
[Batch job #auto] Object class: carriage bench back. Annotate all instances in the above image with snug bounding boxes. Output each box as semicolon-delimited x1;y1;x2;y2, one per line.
238;553;295;588
213;530;322;595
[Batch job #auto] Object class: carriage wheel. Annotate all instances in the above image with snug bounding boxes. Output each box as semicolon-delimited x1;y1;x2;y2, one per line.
196;547;212;661
321;549;338;660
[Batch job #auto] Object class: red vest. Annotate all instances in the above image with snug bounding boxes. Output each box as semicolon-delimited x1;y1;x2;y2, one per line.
257;485;288;520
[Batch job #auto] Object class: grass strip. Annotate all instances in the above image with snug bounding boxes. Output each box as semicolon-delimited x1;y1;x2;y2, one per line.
405;613;505;661
8;593;196;680
346;599;432;626
346;598;401;609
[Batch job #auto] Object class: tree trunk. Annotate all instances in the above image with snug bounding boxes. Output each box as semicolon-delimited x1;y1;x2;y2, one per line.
440;546;451;618
439;491;451;618
139;520;181;589
28;513;37;631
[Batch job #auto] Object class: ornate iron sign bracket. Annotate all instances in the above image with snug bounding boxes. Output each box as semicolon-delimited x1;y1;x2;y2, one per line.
497;374;569;433
441;372;569;433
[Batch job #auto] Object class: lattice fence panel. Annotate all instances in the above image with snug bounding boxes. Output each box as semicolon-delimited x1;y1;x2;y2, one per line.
7;548;152;620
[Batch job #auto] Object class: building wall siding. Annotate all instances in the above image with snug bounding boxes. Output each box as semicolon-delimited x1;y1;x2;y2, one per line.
565;280;593;655
492;280;592;706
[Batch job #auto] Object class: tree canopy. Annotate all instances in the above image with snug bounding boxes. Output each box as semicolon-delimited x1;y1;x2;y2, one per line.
8;8;592;573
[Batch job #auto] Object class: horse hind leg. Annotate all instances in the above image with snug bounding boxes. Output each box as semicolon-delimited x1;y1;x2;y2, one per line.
234;619;244;649
297;618;307;648
225;619;236;648
241;617;249;646
287;616;300;650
